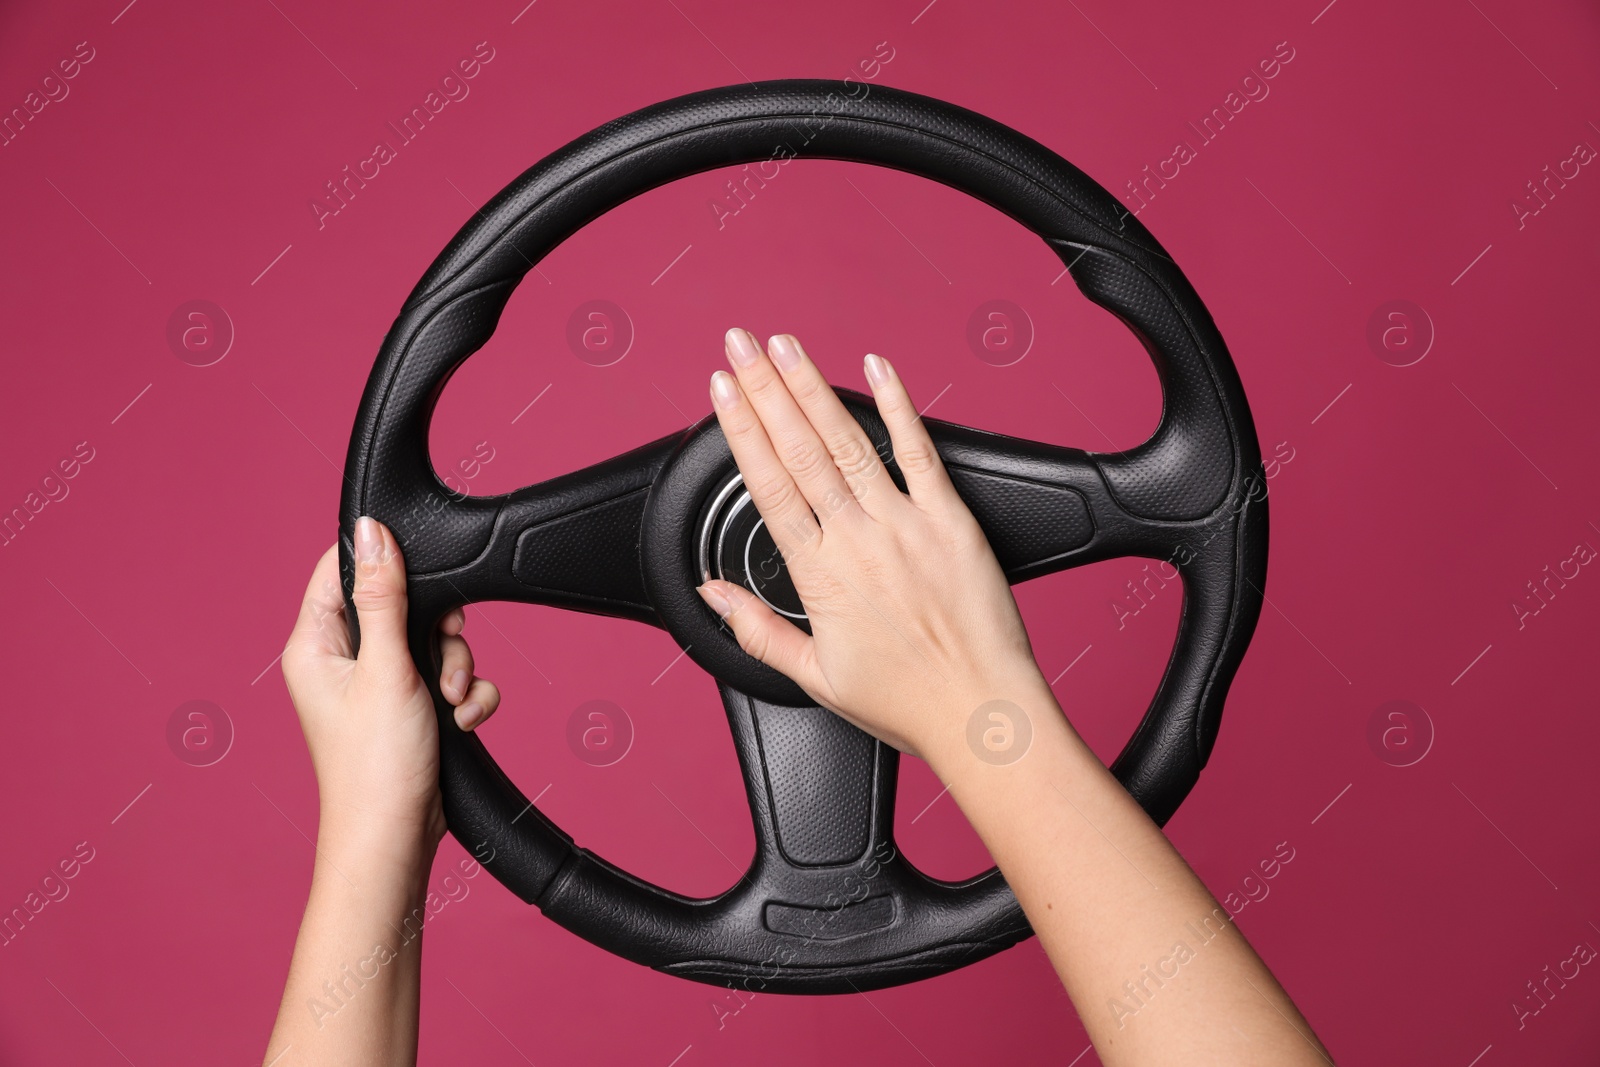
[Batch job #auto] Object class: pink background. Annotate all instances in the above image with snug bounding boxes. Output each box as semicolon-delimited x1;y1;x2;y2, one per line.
2;0;1598;1062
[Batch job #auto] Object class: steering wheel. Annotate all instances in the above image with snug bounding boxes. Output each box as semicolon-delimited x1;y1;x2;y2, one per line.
338;79;1268;994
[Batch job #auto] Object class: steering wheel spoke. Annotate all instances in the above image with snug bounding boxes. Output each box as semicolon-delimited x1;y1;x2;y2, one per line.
531;683;1031;993
721;684;889;877
926;414;1246;581
403;431;682;626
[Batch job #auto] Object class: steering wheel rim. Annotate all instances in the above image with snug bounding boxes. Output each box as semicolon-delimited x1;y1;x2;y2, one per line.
338;79;1268;994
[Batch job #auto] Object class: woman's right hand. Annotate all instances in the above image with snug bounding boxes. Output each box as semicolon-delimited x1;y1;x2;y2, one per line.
696;328;1049;763
695;328;1331;1067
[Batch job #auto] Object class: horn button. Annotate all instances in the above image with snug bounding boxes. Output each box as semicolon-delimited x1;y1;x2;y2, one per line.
698;476;809;628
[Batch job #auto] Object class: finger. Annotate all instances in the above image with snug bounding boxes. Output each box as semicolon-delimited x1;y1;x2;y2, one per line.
438;633;475;705
710;369;821;555
286;544;351;662
350;516;413;677
725;328;859;525
697;580;828;698
453;677;501;732
440;607;465;637
767;334;901;518
863;353;957;504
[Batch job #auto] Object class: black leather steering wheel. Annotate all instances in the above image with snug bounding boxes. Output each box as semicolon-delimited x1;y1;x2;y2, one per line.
338;79;1268;994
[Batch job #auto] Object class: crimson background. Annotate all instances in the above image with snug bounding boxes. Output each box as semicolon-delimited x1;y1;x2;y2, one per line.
1;0;1597;1063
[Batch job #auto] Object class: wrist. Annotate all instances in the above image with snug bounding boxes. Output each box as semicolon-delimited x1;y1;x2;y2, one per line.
317;806;441;883
921;667;1080;788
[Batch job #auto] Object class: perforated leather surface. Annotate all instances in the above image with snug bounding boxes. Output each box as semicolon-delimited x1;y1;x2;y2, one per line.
944;466;1094;569
751;703;875;867
512;489;651;609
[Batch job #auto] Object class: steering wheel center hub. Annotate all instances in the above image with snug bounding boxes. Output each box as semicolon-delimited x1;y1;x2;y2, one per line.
699;475;808;622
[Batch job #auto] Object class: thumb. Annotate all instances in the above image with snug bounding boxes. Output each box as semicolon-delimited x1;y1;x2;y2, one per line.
697;580;826;699
350;516;413;677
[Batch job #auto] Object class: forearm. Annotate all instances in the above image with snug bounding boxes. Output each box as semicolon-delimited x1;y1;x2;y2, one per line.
265;819;437;1066
924;671;1330;1066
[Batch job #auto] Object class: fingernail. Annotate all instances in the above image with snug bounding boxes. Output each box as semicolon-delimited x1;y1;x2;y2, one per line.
456;701;486;731
355;516;382;570
710;370;739;409
697;583;731;617
726;327;760;367
864;353;892;389
448;669;468;702
768;333;801;371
